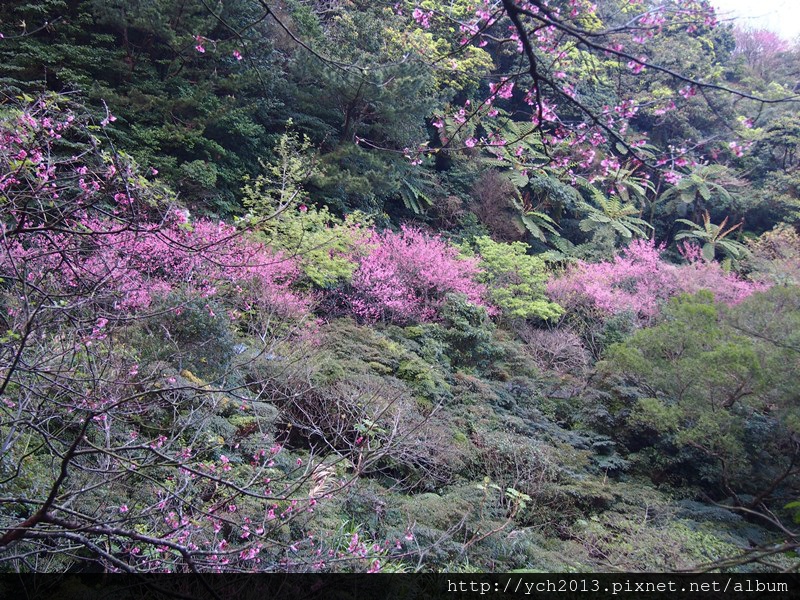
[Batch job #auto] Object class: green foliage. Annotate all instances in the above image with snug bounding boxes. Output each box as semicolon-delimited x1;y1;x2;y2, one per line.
660;164;740;218
285;209;370;288
435;294;500;369
514;199;563;245
527;174;581;216
578;194;653;244
179;159;218;191
600;290;800;500
241;129;372;288
568;507;745;571
309;143;403;215
130;294;236;380
752;115;800;174
675;211;748;261
468;236;563;321
242;125;315;217
282;3;443;149
398;177;433;215
607;166;657;208
407;0;493;95
317;319;452;404
0;0;281;213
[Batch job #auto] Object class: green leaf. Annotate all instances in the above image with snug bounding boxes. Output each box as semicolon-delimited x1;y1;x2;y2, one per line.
507;170;530;188
398;179;432;214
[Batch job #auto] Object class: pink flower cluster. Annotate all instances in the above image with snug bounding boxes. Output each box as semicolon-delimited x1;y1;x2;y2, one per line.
412;8;433;29
547;240;764;323
489;78;515;100
2;212;308;318
347;225;489;323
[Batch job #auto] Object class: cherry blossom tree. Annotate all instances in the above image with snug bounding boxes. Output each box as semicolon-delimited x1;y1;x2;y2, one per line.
406;1;795;165
546;238;764;324
732;26;790;78
346;225;490;324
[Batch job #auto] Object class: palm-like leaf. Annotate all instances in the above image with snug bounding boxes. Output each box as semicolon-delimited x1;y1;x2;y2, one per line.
509;194;561;242
398;178;432;214
579;194;653;241
521;210;560;242
675;211;747;261
660;164;741;217
609;166;657;208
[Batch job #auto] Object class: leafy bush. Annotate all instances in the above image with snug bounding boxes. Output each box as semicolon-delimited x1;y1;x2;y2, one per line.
240;127;372;289
265;360;463;490
133;294;236;379
268;206;370;289
469;236;563;321
436;294;500;368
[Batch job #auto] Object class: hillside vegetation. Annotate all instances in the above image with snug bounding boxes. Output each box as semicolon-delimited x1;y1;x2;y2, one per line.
0;0;799;573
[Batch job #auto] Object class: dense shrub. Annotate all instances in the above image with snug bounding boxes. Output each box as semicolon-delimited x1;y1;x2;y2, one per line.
132;294;237;379
346;225;490;324
469;236;563;321
547;239;764;323
240;130;373;290
264;205;371;289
